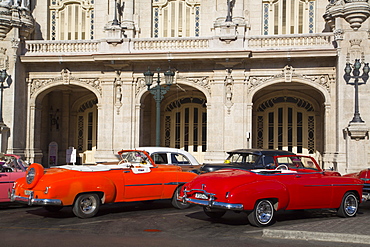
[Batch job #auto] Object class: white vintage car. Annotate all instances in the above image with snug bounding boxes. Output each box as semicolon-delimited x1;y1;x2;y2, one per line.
138;147;200;173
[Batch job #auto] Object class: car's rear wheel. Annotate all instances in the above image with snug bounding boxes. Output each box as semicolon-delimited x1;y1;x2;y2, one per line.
337;192;358;217
171;185;190;209
248;199;275;227
203;207;226;219
43;205;63;212
73;193;100;218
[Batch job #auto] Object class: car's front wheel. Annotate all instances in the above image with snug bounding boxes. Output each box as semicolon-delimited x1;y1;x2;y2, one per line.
337;192;358;217
203;207;226;219
171;185;190;209
247;199;275;227
73;193;100;218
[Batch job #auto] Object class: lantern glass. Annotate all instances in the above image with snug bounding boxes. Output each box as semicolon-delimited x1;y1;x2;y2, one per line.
164;70;175;85
143;69;154;87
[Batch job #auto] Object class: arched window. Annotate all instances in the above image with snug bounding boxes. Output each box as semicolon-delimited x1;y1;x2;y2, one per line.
254;97;315;154
262;0;315;35
50;0;94;40
164;97;206;156
152;0;201;38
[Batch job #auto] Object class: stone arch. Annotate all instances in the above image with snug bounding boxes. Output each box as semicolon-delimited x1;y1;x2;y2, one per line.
247;77;331;106
137;80;208;162
26;80;99;165
250;79;327;157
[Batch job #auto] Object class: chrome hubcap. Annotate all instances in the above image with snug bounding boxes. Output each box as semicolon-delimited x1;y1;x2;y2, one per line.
80;196;97;213
344;194;357;216
256;200;273;224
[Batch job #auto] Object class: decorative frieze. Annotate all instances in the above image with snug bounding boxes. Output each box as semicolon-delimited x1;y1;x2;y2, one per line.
246;65;335;93
29;69;102;96
135;74;211;96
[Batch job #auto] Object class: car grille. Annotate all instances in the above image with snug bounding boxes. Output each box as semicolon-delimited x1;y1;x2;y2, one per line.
364;183;370;193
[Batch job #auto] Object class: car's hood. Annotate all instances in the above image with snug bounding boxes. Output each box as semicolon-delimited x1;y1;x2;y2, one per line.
184;169;256;197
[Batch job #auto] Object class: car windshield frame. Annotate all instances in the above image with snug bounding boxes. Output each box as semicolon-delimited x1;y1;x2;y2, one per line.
226;153;259;164
119;151;153;165
273;155;322;171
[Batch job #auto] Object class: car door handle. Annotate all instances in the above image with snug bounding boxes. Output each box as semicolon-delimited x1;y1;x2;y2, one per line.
123;171;130;173
295;175;301;178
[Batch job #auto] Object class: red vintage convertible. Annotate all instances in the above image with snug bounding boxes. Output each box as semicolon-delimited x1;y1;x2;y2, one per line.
178;155;364;227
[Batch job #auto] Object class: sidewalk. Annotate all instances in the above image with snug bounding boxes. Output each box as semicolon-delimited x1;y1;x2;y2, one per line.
262;202;370;245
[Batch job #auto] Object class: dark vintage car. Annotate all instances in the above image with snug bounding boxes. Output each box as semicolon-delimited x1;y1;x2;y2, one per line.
200;149;295;173
344;168;370;201
179;155;363;227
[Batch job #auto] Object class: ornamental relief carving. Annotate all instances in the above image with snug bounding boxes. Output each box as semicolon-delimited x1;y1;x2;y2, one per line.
246;66;335;93
135;75;211;96
29;69;102;96
0;47;9;70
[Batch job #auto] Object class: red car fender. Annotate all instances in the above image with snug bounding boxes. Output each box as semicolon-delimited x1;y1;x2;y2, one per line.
229;180;290;211
45;176;117;206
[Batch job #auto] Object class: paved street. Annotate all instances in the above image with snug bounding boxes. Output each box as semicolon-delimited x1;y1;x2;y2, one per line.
0;200;369;247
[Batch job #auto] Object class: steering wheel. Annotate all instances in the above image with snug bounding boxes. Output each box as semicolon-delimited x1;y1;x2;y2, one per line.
275;164;289;171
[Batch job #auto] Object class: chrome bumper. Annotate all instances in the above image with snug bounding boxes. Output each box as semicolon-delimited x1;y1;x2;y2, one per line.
180;189;243;211
10;189;62;206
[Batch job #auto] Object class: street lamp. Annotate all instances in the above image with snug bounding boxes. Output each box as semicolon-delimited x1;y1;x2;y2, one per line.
144;68;175;146
0;69;9;125
344;59;369;123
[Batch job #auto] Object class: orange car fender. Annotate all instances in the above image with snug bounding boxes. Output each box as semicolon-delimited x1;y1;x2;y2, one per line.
229;180;290;211
24;163;45;189
46;175;117;206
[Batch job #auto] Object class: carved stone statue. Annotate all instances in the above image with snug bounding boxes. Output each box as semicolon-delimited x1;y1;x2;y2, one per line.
226;0;236;22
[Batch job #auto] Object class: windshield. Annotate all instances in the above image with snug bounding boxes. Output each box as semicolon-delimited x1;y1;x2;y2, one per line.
275;156;320;171
120;151;150;164
226;153;259;163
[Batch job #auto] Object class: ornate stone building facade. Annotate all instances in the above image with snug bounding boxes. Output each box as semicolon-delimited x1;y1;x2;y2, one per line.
0;0;370;173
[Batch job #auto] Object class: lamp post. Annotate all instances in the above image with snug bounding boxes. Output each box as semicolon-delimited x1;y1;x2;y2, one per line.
344;59;369;123
0;69;9;125
144;68;175;146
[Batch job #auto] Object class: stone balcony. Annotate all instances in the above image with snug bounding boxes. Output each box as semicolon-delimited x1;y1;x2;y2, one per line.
21;33;336;62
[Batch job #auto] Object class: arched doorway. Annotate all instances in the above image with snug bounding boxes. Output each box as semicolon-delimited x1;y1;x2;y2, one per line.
140;84;207;162
252;86;324;156
35;86;98;165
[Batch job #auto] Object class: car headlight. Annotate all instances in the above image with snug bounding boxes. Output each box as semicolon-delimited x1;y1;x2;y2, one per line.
26;167;36;184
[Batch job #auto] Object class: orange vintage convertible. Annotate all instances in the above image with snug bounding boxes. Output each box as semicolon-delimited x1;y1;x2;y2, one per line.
10;150;197;218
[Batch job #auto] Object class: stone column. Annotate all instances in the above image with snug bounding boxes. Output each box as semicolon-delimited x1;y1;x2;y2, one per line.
204;69;227;162
94;78;116;162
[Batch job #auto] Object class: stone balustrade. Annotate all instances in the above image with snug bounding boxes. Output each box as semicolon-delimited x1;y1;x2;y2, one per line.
25;40;100;54
247;33;334;49
23;33;334;56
